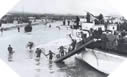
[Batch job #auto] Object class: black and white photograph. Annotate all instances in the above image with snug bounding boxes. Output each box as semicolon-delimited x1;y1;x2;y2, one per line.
0;0;126;77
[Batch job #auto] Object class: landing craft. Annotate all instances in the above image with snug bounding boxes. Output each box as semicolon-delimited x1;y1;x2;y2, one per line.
54;12;127;74
24;22;32;32
54;30;127;74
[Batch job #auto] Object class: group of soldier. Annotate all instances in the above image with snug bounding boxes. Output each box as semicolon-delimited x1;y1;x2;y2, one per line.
7;34;77;62
7;42;56;62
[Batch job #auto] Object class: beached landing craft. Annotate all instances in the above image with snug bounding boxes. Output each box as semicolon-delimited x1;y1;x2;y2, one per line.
75;14;127;74
73;13;127;75
54;34;127;75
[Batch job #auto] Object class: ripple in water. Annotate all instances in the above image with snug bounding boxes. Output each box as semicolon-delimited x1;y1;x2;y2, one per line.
34;58;108;77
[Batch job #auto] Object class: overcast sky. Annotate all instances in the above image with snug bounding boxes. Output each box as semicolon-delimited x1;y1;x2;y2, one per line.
10;0;121;16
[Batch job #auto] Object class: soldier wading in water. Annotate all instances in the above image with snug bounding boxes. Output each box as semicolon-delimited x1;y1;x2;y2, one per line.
35;48;42;61
8;45;15;61
35;48;42;65
26;42;34;59
46;50;55;61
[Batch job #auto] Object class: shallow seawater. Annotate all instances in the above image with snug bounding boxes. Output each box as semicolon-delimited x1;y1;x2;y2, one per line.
34;58;108;77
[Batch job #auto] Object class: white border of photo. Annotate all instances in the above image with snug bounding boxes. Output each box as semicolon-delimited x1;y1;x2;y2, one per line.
0;0;127;77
